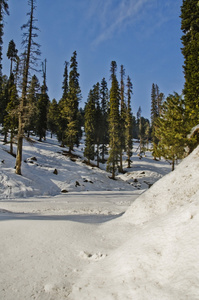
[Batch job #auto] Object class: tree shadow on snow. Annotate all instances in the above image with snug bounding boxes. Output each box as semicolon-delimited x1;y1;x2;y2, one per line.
0;212;124;224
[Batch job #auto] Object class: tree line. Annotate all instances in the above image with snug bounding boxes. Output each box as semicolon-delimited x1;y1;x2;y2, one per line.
0;0;199;176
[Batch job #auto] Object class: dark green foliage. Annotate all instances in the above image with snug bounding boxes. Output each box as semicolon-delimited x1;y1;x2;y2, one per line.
107;61;121;179
7;40;18;75
36;84;49;141
126;76;133;168
0;0;9;76
119;65;126;172
0;75;8;126
36;60;49;141
47;98;59;138
181;0;199;130
100;77;109;162
56;62;69;146
84;89;95;162
26;74;40;135
64;51;81;152
155;92;187;171
150;83;164;159
4;74;19;154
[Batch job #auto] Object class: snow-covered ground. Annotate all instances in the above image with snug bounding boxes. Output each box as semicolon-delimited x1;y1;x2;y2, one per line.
0;133;199;299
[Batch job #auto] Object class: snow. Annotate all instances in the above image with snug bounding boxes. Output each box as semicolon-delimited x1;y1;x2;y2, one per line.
0;132;199;299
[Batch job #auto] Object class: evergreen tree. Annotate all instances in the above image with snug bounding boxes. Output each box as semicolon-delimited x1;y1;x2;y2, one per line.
181;0;199;131
119;65;126;173
0;0;9;124
84;89;95;163
4;74;19;154
15;0;41;174
100;77;109;162
0;0;9;90
26;74;40;135
47;98;59;138
0;75;9;139
107;61;120;179
150;83;164;159
126;75;133;168
93;82;101;167
155;92;186;171
7;39;18;76
57;61;69;146
36;59;49;141
65;51;81;153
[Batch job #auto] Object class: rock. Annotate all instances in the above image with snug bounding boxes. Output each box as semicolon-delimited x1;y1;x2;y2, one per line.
53;169;58;175
61;189;68;193
30;157;37;161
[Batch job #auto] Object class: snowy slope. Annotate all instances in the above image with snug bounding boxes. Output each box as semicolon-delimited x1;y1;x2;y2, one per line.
0;133;199;300
68;146;199;300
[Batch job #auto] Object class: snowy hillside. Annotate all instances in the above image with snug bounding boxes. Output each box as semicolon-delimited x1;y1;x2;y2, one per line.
0;133;199;300
0;133;170;199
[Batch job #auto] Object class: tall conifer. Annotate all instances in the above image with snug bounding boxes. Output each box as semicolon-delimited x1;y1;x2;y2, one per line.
155;92;186;170
100;77;109;162
65;51;81;153
126;75;133;168
107;61;120;179
181;0;199;130
84;89;95;162
119;65;126;173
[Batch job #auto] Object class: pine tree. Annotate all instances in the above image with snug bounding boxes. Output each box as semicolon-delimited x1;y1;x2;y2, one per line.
93;82;101;167
4;74;19;154
84;89;95;163
7;40;18;76
119;65;126;173
65;51;81;153
47;98;59;138
107;61;120;179
150;83;164;159
181;0;199;130
0;75;9;141
15;0;41;174
26;74;40;135
0;0;9;89
155;92;186;171
36;60;49;141
57;61;69;146
0;0;9;124
100;77;109;163
126;75;133;168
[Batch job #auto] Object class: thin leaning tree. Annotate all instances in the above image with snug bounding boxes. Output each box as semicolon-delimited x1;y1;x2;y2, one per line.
15;0;41;175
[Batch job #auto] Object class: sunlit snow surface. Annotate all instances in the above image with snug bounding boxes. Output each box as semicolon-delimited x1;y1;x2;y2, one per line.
1;133;199;300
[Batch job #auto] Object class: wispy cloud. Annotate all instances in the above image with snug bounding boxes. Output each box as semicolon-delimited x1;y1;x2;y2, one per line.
86;0;178;47
88;0;155;47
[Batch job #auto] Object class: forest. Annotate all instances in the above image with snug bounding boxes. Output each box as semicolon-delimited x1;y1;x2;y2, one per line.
0;0;199;177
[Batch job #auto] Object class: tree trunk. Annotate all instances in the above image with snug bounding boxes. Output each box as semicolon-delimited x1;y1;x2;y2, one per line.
172;159;175;171
10;130;13;155
15;121;23;175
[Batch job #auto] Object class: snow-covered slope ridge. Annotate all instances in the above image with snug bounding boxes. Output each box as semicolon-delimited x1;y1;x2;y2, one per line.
124;144;199;224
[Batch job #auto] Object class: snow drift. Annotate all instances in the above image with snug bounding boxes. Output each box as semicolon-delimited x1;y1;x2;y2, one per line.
69;146;199;300
1;139;199;299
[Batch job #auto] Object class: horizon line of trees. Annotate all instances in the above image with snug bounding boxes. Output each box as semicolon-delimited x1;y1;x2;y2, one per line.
0;0;199;176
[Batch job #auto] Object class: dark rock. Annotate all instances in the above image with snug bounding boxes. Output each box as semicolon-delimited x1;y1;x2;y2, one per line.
53;169;58;175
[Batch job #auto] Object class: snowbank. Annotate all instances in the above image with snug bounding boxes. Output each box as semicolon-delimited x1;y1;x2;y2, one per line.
68;146;199;299
124;144;199;225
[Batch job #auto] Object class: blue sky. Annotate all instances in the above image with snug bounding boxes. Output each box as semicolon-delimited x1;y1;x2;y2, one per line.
3;0;184;119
